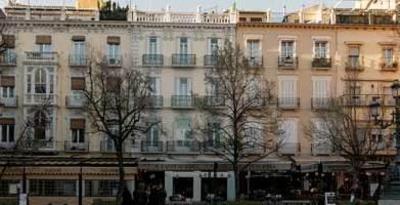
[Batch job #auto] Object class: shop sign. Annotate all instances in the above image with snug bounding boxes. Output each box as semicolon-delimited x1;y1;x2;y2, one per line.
324;192;336;205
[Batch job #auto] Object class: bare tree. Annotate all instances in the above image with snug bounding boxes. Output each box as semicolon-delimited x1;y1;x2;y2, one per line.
82;60;154;205
308;71;379;199
200;42;280;200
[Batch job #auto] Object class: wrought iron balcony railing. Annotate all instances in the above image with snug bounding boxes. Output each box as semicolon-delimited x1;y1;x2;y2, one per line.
25;52;58;64
105;55;122;67
171;54;196;67
69;55;88;67
204;55;218;67
278;56;298;69
142;54;164;67
64;141;89;152
277;97;300;109
0;97;17;108
345;55;364;71
166;140;201;153
0;52;17;66
141;141;164;153
171;95;194;108
312;57;332;68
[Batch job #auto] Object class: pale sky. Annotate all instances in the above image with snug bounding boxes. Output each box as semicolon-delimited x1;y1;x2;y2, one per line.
0;0;353;12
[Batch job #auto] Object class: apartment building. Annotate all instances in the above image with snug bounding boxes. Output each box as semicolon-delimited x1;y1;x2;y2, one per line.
0;2;241;204
237;1;400;196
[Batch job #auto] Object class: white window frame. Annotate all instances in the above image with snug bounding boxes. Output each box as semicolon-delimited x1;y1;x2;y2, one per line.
279;39;296;58
0;124;15;143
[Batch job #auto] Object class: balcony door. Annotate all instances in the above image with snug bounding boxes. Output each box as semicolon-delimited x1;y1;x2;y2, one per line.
149;77;161;96
278;77;297;106
72;41;86;64
175;118;192;144
146;126;160;147
312;77;331;107
175;78;191;96
279;118;298;154
281;40;295;60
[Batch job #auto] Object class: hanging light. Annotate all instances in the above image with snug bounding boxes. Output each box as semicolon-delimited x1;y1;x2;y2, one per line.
391;79;400;98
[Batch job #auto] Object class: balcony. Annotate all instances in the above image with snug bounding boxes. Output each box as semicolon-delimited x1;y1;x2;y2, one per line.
245;56;263;68
277;97;300;109
311;143;332;155
202;141;223;153
166;140;200;153
278;56;298;69
311;98;332;110
0;52;17;67
147;95;164;108
105;55;122;68
24;93;57;105
0;97;17;107
204;55;218;67
312;58;332;68
141;141;164;153
380;60;398;71
171;95;194;109
69;55;88;67
279;142;300;155
64;141;89;152
345;55;364;71
24;52;58;65
0;142;15;151
26;139;55;151
142;54;164;67
66;94;86;108
171;54;196;67
201;95;225;108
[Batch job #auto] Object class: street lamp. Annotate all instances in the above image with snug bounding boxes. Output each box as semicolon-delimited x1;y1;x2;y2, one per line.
369;79;400;182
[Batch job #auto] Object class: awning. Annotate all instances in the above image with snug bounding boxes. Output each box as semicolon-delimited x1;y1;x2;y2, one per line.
291;156;349;173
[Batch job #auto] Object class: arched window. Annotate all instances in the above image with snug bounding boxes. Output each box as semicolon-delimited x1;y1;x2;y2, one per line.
34;68;47;93
34;111;47;140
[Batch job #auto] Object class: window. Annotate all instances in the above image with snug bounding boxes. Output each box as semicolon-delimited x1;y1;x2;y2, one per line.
1;87;14;98
247;39;261;64
175;78;191;96
314;41;328;58
148;36;159;54
85;180;119;197
0;123;14;143
244;125;263;148
176;118;192;141
148;77;161;96
383;47;394;65
72;40;86;64
146;125;160;145
278;76;298;106
29;180;76;196
208;122;222;147
279;119;298;153
34;68;47;93
179;37;189;54
37;44;52;53
108;44;120;59
0;180;19;197
71;129;85;143
311;119;332;154
208;38;220;56
348;46;361;68
281;40;295;59
312;77;331;106
34;111;48;140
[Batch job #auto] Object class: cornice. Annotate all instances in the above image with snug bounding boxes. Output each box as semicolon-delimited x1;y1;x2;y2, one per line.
238;22;400;31
1;19;236;31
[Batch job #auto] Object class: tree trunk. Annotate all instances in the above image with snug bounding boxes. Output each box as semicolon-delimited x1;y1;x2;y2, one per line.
233;164;240;201
116;141;126;205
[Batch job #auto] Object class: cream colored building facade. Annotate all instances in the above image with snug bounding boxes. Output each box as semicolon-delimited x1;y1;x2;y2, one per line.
1;0;400;204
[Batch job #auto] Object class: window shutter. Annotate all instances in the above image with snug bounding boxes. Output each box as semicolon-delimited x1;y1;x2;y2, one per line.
70;119;85;129
187;78;192;96
207;38;212;55
36;35;52;44
2;35;15;48
107;36;120;45
71;77;85;90
0;118;15;125
0;76;15;87
71;36;85;41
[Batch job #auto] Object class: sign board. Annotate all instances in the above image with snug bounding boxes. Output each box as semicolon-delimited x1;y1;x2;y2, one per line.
325;192;336;205
19;193;27;205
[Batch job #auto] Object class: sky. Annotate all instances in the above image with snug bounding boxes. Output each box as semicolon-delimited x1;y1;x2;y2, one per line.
0;0;353;12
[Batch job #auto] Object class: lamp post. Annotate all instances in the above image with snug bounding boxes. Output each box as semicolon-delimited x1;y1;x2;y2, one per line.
369;79;400;181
